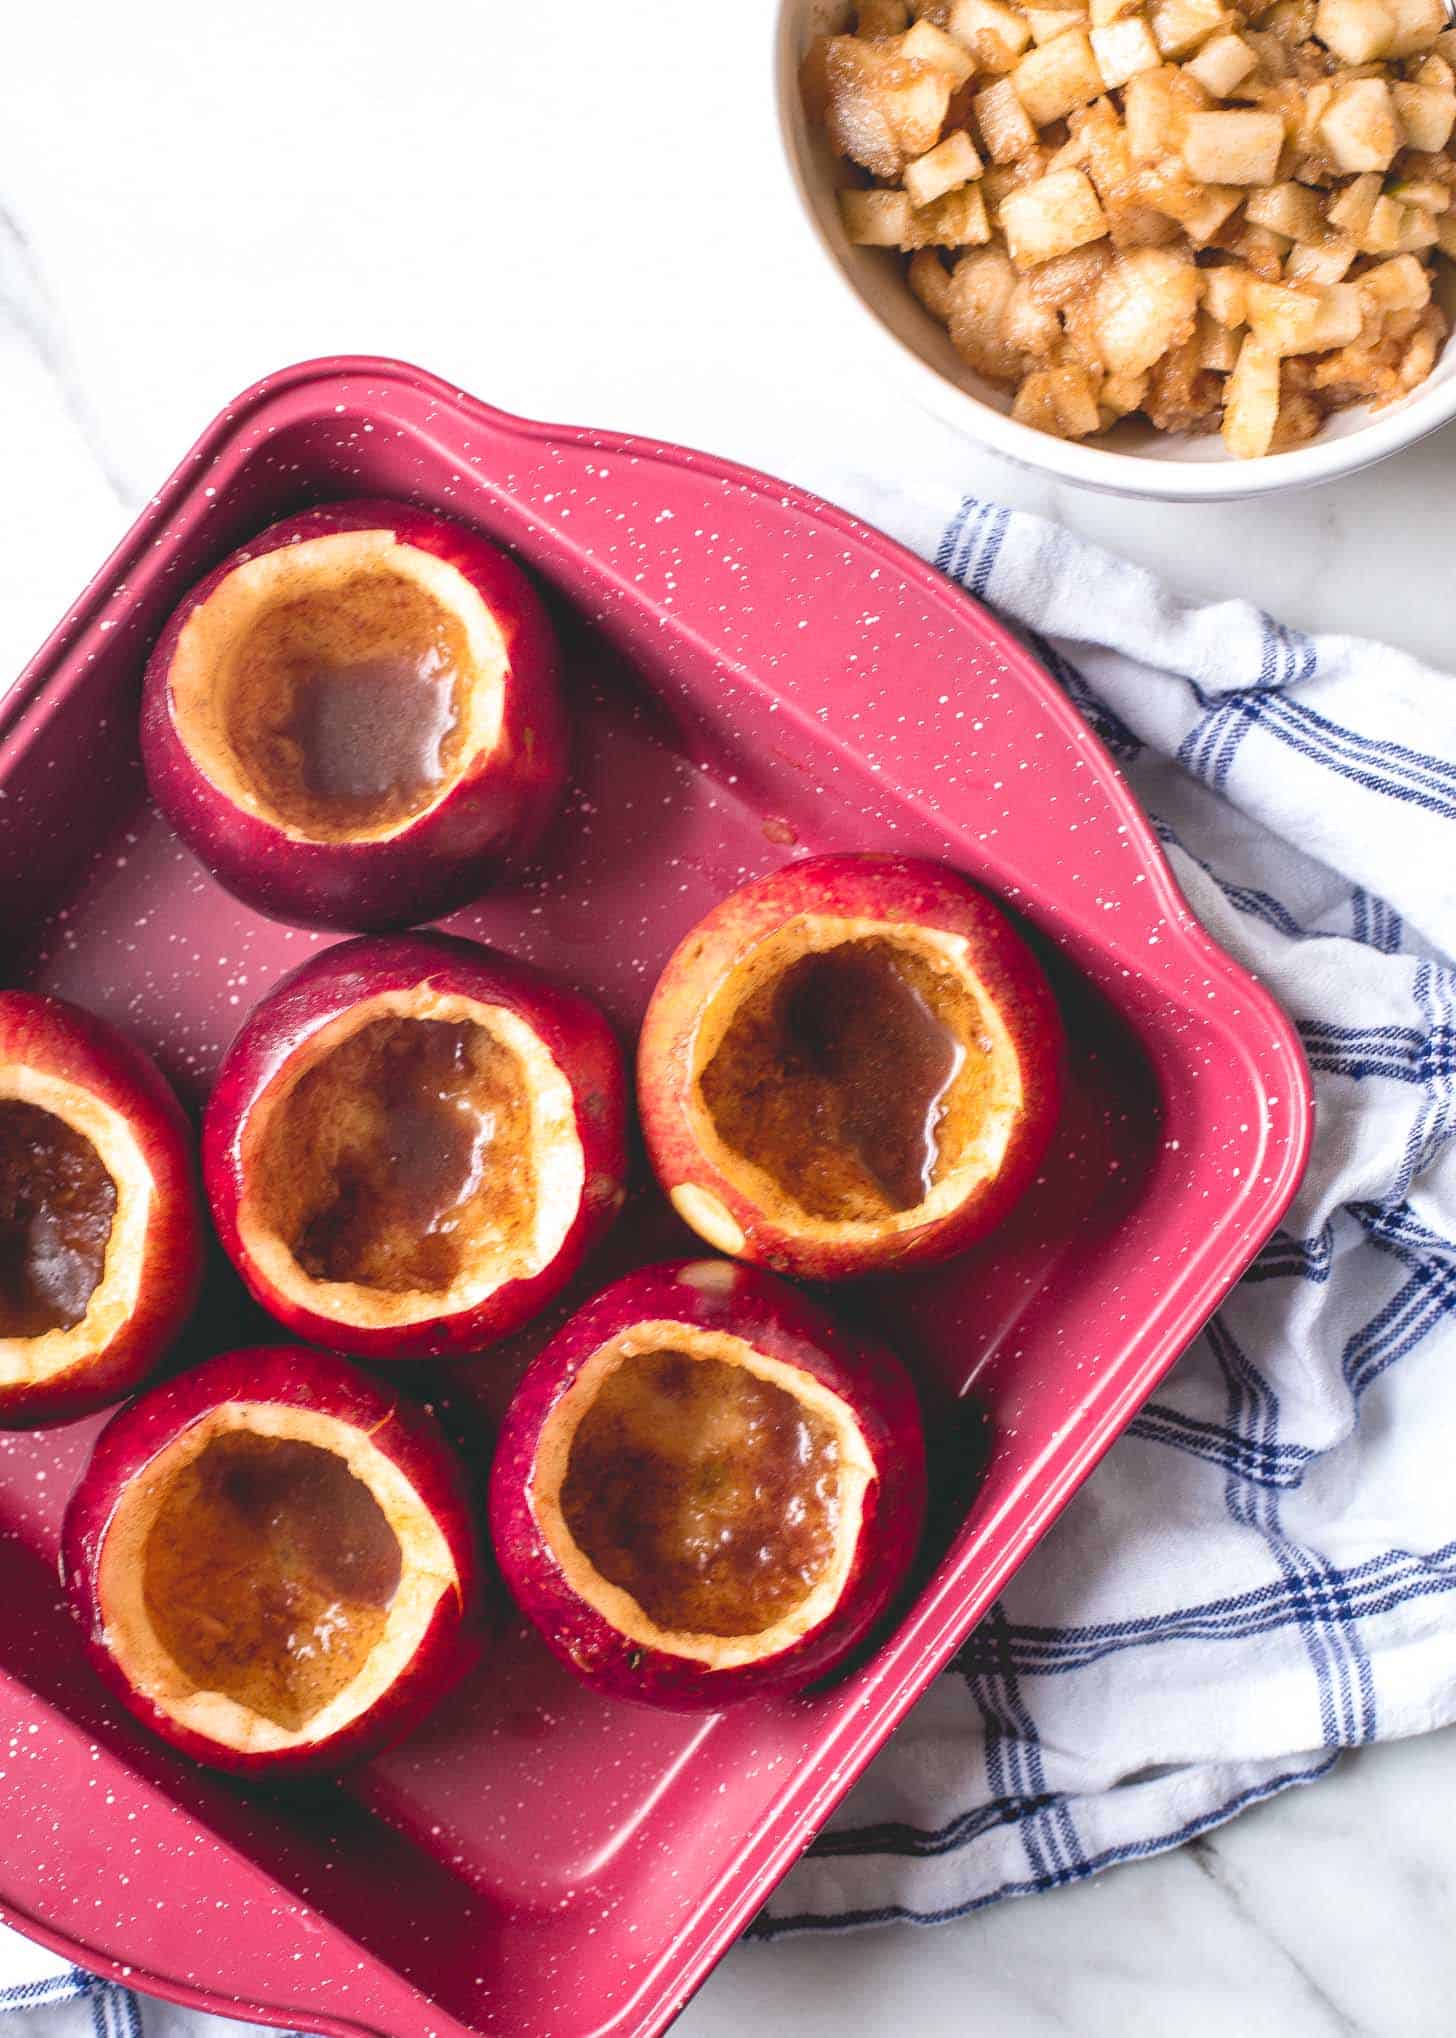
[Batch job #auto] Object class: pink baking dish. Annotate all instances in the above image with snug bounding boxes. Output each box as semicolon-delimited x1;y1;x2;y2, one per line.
0;358;1310;2038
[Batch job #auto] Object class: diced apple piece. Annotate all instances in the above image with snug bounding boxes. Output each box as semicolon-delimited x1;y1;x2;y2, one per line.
1046;131;1091;172
1319;78;1402;171
824;36;956;177
1313;0;1394;58
1027;5;1090;41
1393;204;1440;251
1125;66;1196;158
1150;0;1230;57
974;76;1042;159
1222;335;1282;454
1388;175;1452;215
947;242;1025;376
860;0;913;33
1198;311;1242;367
1004;280;1065;353
1001;166;1112;265
839;188;915;245
1012;369;1068;432
1011;31;1107;122
1183;184;1246;240
1049;360;1106;432
908;248;955;319
903;16;980;79
1090;245;1202;370
1203;263;1251;324
1266;0;1318;43
1394;80;1456;150
1328;171;1382;234
1360;252;1433;309
1384;0;1446;54
1307;281;1365;347
905;128;986;206
1092;0;1140;24
1101;366;1151;410
948;0;1034;69
1182;109;1285;182
1244;181;1326;238
1025;241;1116;305
905;181;995;244
1245;277;1324;350
1184;30;1258;92
1091;12;1163;82
1284;233;1358;282
1359;192;1408;250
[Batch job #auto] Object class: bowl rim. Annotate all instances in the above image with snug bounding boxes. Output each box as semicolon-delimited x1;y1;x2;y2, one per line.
771;0;1456;501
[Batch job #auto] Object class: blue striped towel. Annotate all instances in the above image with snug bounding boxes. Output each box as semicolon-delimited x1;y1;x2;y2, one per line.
3;500;1454;2025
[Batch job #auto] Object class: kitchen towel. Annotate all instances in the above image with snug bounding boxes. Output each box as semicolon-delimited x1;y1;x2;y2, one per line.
2;493;1454;2029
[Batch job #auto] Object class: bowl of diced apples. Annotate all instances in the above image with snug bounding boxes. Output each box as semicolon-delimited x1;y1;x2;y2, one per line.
777;0;1456;495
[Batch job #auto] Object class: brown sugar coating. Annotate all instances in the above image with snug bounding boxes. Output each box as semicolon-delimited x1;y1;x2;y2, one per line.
700;936;990;1223
143;1432;402;1733
0;1100;117;1338
224;571;470;836
256;1016;537;1294
561;1349;841;1637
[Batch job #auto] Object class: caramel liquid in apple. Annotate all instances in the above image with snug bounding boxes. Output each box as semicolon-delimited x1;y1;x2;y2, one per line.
779;945;964;1211
290;1018;516;1294
283;644;459;815
231;572;469;836
144;1432;403;1733
701;937;969;1223
562;1350;841;1638
0;1100;117;1338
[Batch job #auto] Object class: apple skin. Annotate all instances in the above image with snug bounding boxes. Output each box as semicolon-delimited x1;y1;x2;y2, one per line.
139;499;567;931
0;991;203;1429
203;932;629;1361
489;1259;927;1710
638;852;1064;1280
61;1345;481;1776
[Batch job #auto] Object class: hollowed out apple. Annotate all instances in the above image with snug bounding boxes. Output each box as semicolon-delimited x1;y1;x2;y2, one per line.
489;1259;926;1708
62;1345;479;1773
204;933;628;1361
638;853;1063;1279
0;992;203;1428
140;500;566;930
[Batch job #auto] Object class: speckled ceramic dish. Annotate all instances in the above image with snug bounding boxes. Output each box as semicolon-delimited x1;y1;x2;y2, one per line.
0;358;1310;2038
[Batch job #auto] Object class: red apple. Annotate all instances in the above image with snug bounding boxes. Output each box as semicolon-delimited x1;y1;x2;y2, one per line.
637;853;1063;1279
140;500;567;930
203;932;628;1361
62;1345;479;1774
0;991;203;1428
489;1258;926;1709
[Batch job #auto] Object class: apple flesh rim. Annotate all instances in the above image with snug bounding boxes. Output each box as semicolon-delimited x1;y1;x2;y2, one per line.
204;931;629;1362
62;1345;479;1774
489;1258;927;1709
637;851;1064;1280
140;499;567;932
0;990;203;1429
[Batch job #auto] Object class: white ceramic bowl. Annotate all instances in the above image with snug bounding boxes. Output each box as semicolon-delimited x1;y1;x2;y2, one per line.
775;0;1456;499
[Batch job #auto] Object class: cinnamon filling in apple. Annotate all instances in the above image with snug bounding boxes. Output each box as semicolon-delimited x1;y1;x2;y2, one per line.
561;1349;841;1637
141;1432;403;1733
0;1100;118;1338
256;1015;536;1296
700;935;998;1222
228;574;468;835
166;529;508;844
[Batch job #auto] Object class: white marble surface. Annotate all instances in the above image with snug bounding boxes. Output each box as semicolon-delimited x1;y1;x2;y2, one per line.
1;3;1453;2033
